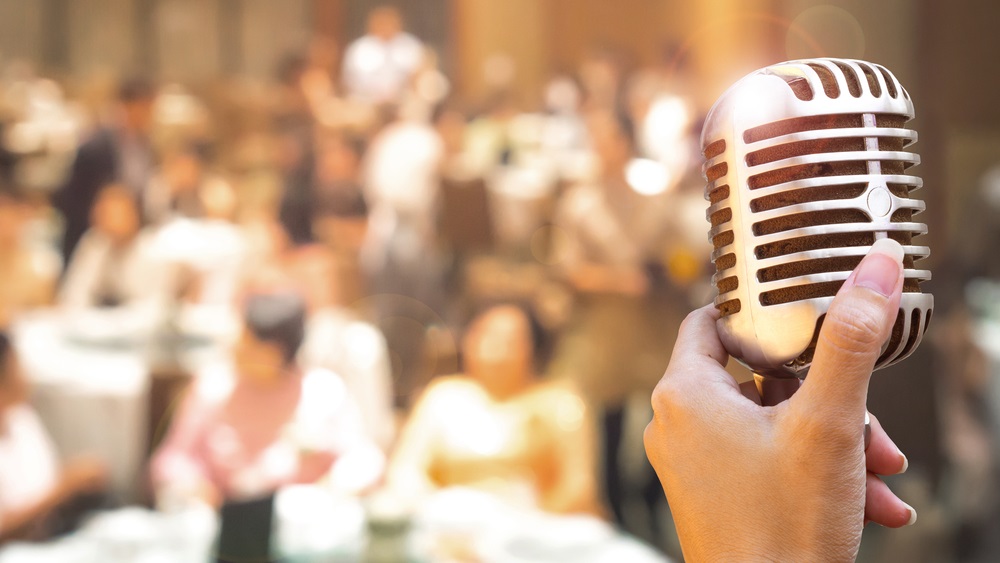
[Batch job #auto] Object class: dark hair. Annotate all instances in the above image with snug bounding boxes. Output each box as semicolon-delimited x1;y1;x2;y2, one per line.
118;77;156;104
244;291;306;366
0;332;10;383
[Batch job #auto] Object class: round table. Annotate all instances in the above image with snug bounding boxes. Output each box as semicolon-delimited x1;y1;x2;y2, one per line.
11;307;236;500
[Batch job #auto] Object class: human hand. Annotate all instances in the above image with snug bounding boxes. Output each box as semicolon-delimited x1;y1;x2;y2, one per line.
644;239;914;562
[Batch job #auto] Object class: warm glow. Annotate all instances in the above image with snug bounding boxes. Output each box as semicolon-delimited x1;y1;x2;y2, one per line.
625;158;672;196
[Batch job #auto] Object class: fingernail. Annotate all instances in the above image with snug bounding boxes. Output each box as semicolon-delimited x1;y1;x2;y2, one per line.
854;238;904;297
905;504;918;526
900;452;909;474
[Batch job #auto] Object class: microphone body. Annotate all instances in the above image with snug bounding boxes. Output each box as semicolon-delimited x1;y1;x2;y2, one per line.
702;58;932;378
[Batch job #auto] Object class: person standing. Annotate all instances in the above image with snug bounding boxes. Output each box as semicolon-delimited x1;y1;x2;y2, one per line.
549;110;682;540
342;6;424;104
54;78;156;265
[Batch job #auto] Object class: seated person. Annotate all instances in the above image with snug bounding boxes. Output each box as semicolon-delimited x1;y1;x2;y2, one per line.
149;169;246;309
0;332;107;542
311;132;368;251
289;246;395;451
388;305;599;515
150;290;380;508
0;187;57;325
143;143;233;226
58;184;170;310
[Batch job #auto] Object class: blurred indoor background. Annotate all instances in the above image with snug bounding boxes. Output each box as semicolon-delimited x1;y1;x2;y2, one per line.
0;0;997;561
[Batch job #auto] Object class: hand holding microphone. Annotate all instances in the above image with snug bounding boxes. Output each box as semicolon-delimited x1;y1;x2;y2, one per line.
645;58;930;561
645;239;912;562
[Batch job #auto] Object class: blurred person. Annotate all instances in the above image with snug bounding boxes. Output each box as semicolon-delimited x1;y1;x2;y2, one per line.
273;53;314;128
297;130;370;304
539;74;589;177
149;169;246;308
143;143;232;226
283;129;369;254
289;246;394;450
59;184;170;310
342;5;423;104
549;110;683;537
0;186;56;326
361;104;448;405
150;290;380;510
54;77;156;264
578;47;628;114
0;332;108;542
273;54;318;247
301;36;340;112
313;131;367;226
388;305;599;515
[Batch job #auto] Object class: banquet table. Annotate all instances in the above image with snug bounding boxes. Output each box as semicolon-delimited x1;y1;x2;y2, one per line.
0;487;671;563
10;307;235;500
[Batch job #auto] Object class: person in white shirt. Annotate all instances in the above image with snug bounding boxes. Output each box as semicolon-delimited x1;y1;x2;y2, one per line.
0;332;107;542
288;246;395;450
360;108;448;405
59;184;171;310
341;6;424;104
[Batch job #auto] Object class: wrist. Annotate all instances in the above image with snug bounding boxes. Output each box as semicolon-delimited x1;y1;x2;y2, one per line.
676;511;853;563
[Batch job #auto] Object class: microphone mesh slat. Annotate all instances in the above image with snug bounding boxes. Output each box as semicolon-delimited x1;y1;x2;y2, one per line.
750;184;867;213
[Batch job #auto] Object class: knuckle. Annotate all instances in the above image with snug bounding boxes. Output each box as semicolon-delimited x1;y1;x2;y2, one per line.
642;421;657;455
678;309;702;335
650;377;691;424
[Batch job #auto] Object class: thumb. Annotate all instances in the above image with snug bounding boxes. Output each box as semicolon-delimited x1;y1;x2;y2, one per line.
793;238;905;421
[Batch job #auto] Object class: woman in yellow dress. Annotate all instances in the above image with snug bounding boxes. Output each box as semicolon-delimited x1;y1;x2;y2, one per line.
389;305;600;515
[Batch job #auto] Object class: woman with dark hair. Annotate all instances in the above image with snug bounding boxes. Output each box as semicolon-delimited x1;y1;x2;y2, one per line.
150;290;378;509
0;333;107;542
388;305;599;515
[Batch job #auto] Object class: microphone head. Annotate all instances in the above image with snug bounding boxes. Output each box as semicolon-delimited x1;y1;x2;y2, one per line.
702;58;933;378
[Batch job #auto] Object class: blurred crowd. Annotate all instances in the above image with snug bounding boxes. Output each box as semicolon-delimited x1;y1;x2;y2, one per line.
0;4;997;563
0;5;712;557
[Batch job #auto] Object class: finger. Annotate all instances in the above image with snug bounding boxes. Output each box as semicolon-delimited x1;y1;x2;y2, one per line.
653;304;741;412
865;471;916;528
866;412;907;476
794;239;905;420
669;304;729;368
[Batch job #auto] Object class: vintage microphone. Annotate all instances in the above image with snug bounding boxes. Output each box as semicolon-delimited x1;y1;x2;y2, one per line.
701;58;933;412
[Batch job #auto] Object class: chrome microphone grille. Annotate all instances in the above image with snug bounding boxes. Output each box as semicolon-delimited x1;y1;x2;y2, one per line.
702;58;933;378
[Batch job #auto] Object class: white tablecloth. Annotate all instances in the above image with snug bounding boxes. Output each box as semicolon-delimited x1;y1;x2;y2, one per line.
11;307;237;500
12;311;150;500
0;487;671;563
